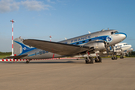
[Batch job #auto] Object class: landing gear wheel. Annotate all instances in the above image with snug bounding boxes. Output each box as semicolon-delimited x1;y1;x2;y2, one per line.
89;57;93;64
95;56;102;63
95;58;98;62
111;56;117;60
98;56;102;62
111;57;114;60
85;57;93;64
85;60;89;64
120;56;124;59
26;60;30;63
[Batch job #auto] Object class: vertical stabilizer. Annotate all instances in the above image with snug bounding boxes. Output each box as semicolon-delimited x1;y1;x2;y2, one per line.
13;37;35;56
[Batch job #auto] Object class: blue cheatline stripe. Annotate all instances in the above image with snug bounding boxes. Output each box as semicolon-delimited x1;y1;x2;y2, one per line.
70;35;112;45
115;32;127;38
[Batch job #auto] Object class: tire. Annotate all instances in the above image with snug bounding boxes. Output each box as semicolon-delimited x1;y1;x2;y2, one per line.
89;57;93;64
85;59;89;64
98;56;102;62
95;58;98;62
111;57;114;60
26;61;29;63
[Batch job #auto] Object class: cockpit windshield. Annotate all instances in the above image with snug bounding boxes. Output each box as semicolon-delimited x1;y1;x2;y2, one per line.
111;31;119;35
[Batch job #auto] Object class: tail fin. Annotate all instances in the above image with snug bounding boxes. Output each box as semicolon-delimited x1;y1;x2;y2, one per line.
13;37;36;56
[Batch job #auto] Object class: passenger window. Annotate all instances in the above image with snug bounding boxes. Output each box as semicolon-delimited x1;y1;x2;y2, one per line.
76;42;79;44
39;51;42;55
42;51;45;54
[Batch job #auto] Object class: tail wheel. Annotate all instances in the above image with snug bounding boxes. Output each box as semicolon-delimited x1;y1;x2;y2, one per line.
26;61;29;63
26;59;31;63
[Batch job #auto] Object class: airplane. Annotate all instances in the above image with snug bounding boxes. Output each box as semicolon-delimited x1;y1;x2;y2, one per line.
125;48;134;56
5;29;127;64
127;48;133;53
74;43;132;60
111;43;132;59
119;46;133;57
101;43;132;59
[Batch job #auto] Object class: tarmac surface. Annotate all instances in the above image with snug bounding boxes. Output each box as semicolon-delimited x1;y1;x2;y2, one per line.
0;58;135;90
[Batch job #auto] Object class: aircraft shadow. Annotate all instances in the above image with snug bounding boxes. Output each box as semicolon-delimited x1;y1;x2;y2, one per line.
0;61;82;64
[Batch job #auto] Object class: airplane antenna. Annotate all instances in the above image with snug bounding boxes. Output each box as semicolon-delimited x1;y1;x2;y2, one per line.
49;36;52;41
10;19;14;56
88;31;91;34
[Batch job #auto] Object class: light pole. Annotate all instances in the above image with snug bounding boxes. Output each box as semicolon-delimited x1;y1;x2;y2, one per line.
10;19;14;56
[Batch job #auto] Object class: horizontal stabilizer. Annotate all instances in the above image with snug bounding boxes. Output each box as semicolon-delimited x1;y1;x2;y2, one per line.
4;54;28;59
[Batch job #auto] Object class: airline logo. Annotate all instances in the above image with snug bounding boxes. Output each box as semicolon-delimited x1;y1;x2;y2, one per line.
23;47;27;50
106;36;113;42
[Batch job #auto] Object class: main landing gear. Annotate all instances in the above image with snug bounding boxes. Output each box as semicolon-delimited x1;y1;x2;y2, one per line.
85;56;102;64
85;57;93;64
111;45;117;60
120;53;124;59
111;52;117;60
111;56;117;60
95;56;102;63
120;56;124;59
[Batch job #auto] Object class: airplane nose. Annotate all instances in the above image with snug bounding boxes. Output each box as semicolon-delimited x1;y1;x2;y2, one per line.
119;32;127;39
122;33;127;38
129;45;132;48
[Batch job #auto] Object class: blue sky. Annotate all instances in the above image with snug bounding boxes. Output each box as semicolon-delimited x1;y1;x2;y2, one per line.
0;0;135;52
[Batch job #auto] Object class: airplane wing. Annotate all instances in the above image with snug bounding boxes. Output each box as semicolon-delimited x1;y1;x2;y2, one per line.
23;39;94;56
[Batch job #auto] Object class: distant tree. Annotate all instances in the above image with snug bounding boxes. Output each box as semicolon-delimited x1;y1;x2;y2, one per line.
129;51;135;57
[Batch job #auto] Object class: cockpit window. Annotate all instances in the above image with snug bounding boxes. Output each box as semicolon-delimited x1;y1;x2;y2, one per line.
111;31;119;35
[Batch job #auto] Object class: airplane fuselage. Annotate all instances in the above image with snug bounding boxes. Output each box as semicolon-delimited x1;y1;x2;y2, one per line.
13;29;127;59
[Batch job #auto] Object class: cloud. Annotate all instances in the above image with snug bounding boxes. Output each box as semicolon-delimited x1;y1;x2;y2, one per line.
47;0;55;3
0;0;51;13
21;0;51;11
0;0;20;13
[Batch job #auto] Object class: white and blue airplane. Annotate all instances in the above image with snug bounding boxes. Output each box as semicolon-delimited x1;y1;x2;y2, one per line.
113;43;133;59
100;43;132;59
5;29;127;64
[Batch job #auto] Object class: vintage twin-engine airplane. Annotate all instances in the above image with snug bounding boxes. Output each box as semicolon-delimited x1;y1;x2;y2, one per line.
101;43;132;60
6;29;127;64
112;43;132;59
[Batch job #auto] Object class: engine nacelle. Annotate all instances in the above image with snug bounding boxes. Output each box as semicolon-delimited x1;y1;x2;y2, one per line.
85;41;106;50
